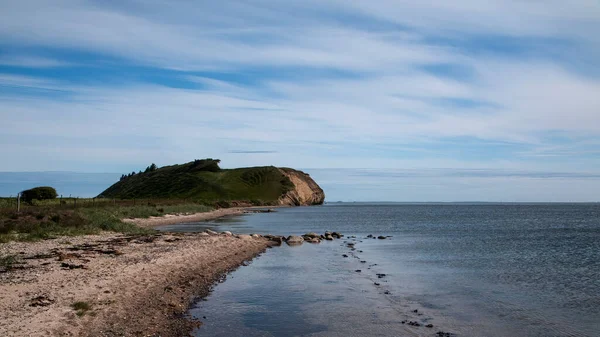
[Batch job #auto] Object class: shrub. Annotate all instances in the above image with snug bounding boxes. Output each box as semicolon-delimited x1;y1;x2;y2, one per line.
21;187;58;204
72;301;92;317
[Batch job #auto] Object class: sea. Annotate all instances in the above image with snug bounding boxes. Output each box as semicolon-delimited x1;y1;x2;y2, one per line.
161;203;600;337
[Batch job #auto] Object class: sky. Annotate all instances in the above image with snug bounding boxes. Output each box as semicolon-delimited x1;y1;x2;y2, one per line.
1;1;600;201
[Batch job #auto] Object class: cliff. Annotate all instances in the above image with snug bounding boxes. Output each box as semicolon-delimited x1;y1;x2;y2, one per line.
278;168;325;206
98;160;324;206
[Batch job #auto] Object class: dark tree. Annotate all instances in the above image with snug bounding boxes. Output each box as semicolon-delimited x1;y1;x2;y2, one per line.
21;186;58;204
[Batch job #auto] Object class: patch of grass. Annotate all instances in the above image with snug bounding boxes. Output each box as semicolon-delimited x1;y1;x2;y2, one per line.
0;201;213;242
72;301;91;316
0;254;18;271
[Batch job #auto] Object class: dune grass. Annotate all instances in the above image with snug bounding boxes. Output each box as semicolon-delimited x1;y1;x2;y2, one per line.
0;203;213;243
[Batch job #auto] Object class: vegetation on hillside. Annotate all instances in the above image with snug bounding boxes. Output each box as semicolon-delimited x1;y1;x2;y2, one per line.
100;159;295;205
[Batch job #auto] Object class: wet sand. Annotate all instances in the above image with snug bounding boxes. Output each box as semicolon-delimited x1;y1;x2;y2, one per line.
0;231;272;336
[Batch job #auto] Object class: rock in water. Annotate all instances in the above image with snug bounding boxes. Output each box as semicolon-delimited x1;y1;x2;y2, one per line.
306;237;321;244
304;232;320;239
377;235;386;239
286;235;304;245
268;236;284;245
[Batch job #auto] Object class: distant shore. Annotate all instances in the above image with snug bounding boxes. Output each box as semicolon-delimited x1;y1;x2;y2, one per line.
122;206;281;228
0;231;272;336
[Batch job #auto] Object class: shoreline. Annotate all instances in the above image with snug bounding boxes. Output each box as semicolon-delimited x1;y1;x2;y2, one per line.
122;206;280;228
0;231;273;336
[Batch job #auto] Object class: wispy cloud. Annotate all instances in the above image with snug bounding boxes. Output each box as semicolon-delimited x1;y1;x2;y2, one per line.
0;1;599;200
228;150;278;154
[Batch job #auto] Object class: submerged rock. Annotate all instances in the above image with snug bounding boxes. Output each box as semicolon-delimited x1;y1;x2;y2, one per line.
264;235;284;245
304;232;320;239
305;237;321;244
286;235;304;245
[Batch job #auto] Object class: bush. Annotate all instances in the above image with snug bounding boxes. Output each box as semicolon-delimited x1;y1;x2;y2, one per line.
21;187;58;204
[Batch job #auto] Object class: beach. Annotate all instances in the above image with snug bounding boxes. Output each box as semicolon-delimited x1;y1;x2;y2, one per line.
122;207;278;228
0;230;272;336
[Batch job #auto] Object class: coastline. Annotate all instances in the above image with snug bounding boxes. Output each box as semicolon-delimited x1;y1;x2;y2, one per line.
122;206;279;228
0;231;273;336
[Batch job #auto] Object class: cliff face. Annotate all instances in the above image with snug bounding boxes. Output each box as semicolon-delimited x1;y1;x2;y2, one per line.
278;168;325;206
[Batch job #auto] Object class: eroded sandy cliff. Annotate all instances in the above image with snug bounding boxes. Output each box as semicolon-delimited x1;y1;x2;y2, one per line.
278;168;325;206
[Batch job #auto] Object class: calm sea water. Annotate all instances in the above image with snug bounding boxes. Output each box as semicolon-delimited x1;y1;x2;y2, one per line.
160;203;600;337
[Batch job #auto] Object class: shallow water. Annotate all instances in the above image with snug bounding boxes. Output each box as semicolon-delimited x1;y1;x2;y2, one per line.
160;203;600;337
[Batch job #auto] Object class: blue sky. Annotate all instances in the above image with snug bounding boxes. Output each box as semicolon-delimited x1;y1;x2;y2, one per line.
1;1;600;201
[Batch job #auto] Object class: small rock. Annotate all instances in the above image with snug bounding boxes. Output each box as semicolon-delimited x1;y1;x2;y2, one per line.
355;269;361;272
205;229;218;235
29;295;54;307
374;282;380;286
286;235;304;246
342;254;349;258
377;236;386;240
221;231;233;236
304;232;320;239
305;237;321;244
61;262;85;269
426;324;434;328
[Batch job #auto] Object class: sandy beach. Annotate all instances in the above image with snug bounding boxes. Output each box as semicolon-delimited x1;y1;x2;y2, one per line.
121;207;248;228
0;231;272;336
122;207;280;228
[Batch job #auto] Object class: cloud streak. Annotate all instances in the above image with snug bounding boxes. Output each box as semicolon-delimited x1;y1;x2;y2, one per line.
0;1;599;200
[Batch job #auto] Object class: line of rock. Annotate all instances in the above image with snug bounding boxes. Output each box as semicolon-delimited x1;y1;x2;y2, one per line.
199;229;344;246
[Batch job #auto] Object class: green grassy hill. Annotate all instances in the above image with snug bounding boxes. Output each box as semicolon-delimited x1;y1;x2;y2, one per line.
98;159;308;206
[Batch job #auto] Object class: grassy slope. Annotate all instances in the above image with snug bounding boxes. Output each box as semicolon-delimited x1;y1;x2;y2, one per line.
99;162;295;204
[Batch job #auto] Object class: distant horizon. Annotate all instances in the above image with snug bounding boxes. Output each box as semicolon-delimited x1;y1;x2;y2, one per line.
1;170;598;203
2;1;600;202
